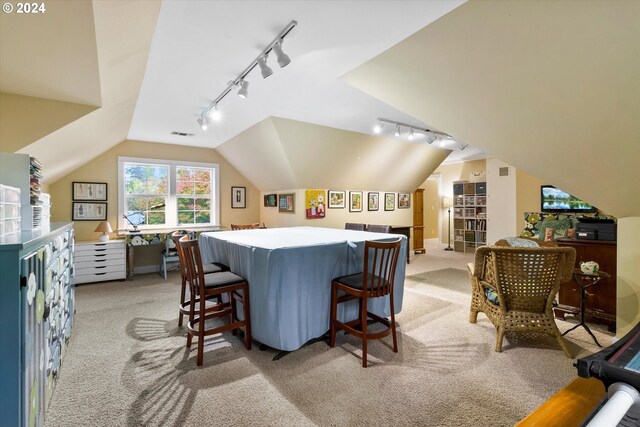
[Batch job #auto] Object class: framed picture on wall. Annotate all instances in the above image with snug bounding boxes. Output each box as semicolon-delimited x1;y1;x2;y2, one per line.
72;202;107;221
368;192;379;211
72;182;107;201
328;190;346;209
279;193;295;213
231;186;246;208
264;193;277;207
384;193;395;211
349;191;363;212
398;193;411;209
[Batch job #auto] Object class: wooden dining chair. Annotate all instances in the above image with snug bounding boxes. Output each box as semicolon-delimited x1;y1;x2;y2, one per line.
172;231;227;327
345;223;366;231
329;238;402;367
179;235;251;366
367;224;391;233
230;223;260;230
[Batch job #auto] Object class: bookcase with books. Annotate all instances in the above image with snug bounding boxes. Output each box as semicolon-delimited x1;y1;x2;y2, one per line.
453;181;487;253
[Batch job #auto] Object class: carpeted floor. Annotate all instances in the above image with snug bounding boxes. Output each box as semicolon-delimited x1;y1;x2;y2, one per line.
45;246;613;427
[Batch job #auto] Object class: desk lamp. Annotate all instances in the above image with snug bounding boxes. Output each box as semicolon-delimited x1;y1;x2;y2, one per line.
95;221;113;242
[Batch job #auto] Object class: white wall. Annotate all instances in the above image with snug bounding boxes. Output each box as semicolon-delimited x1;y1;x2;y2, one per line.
486;158;517;244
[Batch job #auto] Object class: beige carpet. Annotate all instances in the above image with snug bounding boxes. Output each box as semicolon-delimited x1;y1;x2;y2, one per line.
45;246;612;427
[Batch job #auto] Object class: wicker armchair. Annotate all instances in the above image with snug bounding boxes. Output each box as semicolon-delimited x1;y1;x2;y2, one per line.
468;246;576;357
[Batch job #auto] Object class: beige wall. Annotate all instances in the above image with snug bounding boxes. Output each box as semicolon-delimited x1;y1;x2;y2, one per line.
49;139;259;270
617;217;640;338
515;169;545;233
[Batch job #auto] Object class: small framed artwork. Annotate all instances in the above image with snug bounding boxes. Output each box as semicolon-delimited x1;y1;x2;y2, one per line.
398;193;411;209
328;190;346;209
279;193;295;213
264;193;277;207
305;189;326;219
384;193;395;211
72;202;107;221
72;182;107;201
349;191;363;212
368;192;379;211
231;186;246;209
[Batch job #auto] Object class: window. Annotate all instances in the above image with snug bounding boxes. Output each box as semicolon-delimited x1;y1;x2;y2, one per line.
118;157;219;230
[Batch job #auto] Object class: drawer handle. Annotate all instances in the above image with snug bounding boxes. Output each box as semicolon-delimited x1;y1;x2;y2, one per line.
95;273;106;276
94;259;106;262
95;266;106;269
95;249;106;252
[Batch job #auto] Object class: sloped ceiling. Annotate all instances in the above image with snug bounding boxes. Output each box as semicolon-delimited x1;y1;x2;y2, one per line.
345;0;640;218
216;117;450;192
0;0;160;183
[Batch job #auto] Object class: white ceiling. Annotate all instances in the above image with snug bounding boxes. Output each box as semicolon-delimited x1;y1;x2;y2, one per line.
128;0;484;164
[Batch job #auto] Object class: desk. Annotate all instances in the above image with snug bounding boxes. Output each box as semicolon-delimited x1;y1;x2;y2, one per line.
198;226;407;351
121;227;221;278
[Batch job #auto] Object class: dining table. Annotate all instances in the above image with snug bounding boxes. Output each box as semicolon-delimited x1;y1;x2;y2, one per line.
198;226;407;351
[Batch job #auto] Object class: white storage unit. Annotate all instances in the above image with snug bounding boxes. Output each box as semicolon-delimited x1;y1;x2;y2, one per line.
74;240;126;284
0;184;21;237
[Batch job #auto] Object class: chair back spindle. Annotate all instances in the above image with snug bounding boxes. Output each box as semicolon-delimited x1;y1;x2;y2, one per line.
363;239;401;298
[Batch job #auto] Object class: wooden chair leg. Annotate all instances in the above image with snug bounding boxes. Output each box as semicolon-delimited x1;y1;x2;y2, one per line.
329;283;337;348
178;276;187;327
230;290;237;336
389;293;398;353
495;326;505;353
186;292;196;348
361;296;368;368
242;285;252;350
197;303;205;366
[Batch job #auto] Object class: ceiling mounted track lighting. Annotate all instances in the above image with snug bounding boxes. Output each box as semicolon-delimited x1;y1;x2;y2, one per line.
374;118;466;150
197;20;297;131
237;80;249;99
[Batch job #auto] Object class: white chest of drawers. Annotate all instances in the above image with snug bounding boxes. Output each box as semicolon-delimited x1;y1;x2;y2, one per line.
74;240;126;284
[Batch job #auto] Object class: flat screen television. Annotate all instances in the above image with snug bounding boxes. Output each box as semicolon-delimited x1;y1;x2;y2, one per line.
541;185;597;213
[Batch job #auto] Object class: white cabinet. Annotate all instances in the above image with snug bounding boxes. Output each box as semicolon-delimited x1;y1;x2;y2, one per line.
74;240;126;284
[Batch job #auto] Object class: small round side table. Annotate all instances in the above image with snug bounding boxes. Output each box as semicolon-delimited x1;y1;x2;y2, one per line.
561;268;610;347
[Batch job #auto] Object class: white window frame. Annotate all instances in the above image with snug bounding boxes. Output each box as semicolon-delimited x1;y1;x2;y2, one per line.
118;156;220;231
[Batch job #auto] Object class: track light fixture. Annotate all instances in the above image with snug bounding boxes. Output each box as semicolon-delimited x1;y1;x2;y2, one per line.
272;40;291;67
374;118;466;150
257;54;273;78
237;80;249;99
197;20;297;131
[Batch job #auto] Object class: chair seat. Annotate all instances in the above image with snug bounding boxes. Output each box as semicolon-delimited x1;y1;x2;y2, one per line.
334;273;389;291
203;271;246;288
200;263;223;274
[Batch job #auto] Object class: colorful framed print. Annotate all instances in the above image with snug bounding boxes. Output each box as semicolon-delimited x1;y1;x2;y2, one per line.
231;186;246;208
328;190;346;209
264;193;277;207
398;193;411;209
349;191;363;212
279;193;295;213
384;193;395;211
368;192;379;211
72;202;107;221
305;189;326;219
72;182;107;201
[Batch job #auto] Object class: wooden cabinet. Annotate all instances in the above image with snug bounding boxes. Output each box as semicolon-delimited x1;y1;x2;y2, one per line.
453;181;487;253
0;222;75;427
555;238;617;330
74;240;126;284
412;189;425;254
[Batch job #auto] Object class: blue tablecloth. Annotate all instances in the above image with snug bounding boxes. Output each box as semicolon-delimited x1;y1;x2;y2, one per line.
199;226;407;351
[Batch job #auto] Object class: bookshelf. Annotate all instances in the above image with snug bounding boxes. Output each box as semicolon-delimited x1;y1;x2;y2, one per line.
453;181;487;253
